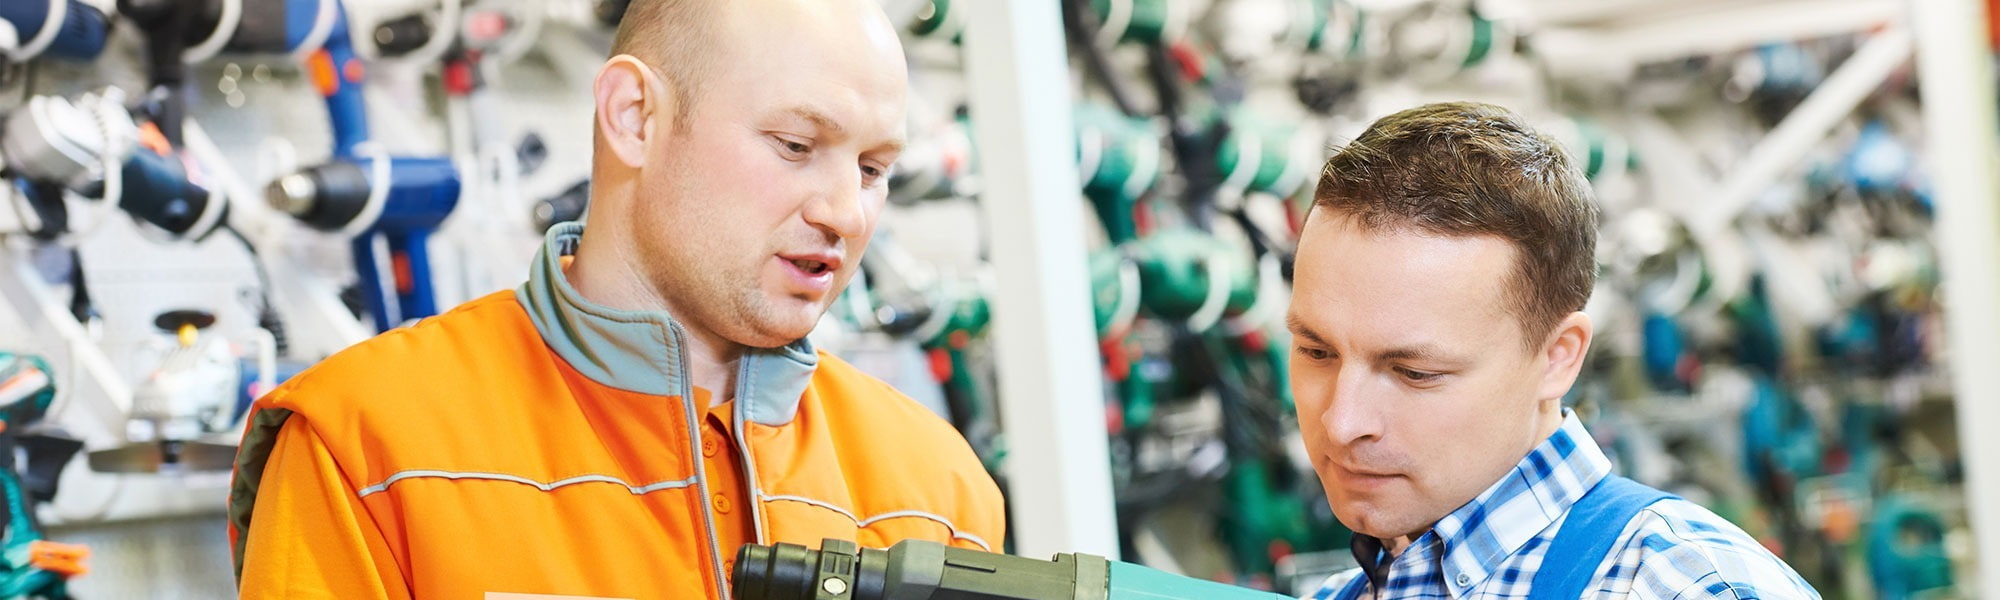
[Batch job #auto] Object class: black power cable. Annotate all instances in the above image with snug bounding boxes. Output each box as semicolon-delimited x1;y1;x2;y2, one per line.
117;0;203;147
1226;207;1297;283
1061;0;1142;118
216;223;289;357
1141;43;1232;232
65;249;90;323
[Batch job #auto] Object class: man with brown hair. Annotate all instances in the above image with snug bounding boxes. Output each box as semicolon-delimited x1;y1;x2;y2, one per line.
228;0;1002;597
1287;102;1817;599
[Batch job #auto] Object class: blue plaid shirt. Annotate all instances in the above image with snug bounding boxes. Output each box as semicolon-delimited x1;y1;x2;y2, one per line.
1310;412;1820;599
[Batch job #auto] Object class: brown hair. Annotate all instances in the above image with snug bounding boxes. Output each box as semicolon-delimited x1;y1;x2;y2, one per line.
1312;101;1599;350
609;0;717;130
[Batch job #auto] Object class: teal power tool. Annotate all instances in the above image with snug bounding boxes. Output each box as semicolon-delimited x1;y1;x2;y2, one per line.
0;355;89;599
907;0;965;44
1085;0;1190;46
734;538;1291;600
1867;496;1954;599
1075;104;1162;245
917;282;1003;476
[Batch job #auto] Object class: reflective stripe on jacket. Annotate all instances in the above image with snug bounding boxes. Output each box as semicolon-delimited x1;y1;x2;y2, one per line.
227;222;1005;599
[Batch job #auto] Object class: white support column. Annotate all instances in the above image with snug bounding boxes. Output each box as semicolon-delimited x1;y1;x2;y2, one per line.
1911;0;2000;596
961;0;1121;559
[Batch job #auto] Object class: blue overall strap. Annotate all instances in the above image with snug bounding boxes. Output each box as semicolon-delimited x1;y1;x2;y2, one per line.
1530;475;1676;598
1333;575;1368;600
1311;570;1368;600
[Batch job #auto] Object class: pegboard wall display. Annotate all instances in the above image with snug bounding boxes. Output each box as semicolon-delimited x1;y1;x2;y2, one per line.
2;0;1999;598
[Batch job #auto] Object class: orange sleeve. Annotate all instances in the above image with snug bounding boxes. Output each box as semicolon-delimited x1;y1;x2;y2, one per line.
238;418;411;599
950;469;1007;553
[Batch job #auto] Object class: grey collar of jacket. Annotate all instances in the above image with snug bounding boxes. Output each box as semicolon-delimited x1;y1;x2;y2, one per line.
516;222;820;427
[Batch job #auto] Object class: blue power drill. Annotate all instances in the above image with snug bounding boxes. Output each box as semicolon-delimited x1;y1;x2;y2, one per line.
252;0;462;332
735;538;1292;600
0;355;89;599
266;154;460;332
0;0;111;62
117;0;369;148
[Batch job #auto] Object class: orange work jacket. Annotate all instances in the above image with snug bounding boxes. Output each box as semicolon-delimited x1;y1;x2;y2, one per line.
227;222;1005;599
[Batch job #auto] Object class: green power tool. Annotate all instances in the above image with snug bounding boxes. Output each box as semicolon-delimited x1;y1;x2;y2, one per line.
0;354;88;599
734;538;1293;600
918;282;1003;475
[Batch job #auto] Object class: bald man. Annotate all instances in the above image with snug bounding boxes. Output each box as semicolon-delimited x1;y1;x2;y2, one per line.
226;1;1005;597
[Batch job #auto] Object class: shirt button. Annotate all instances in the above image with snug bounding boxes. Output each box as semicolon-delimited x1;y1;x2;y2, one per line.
1456;573;1471;587
702;436;719;457
713;493;733;513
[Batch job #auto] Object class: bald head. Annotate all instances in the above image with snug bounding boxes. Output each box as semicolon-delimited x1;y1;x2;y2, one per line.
607;0;905;131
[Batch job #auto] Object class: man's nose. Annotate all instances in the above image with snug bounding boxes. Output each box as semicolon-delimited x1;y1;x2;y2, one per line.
803;163;868;240
1322;367;1385;446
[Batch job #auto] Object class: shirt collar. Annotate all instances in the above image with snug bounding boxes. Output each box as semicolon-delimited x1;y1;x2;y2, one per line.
1351;410;1611;598
515;222;820;426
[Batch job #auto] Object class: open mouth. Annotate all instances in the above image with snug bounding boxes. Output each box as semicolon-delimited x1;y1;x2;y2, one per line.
789;258;832;275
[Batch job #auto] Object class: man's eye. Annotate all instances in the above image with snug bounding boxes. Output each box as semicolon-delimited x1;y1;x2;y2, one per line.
1296;346;1332;361
776;137;811;157
1396;367;1442;383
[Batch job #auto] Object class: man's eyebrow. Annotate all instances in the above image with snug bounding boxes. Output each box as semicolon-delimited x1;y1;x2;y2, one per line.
1286;314;1329;346
782;106;904;155
1288;313;1458;364
783;106;845;136
1374;345;1448;363
875;137;906;156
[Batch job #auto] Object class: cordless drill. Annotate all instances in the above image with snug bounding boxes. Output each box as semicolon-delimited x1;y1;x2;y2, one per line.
122;0;458;332
118;0;368;151
734;538;1292;600
266;155;458;332
2;92;224;240
294;0;370;158
248;0;461;331
0;0;111;62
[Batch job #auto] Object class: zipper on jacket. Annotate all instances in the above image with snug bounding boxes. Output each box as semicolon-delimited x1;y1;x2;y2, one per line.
733;366;769;544
671;322;731;600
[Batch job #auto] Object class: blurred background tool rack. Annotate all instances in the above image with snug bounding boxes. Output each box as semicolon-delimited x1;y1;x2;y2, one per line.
0;0;1995;598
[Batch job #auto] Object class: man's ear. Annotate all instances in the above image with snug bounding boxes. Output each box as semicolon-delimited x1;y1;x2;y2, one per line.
1536;312;1594;404
594;55;670;169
